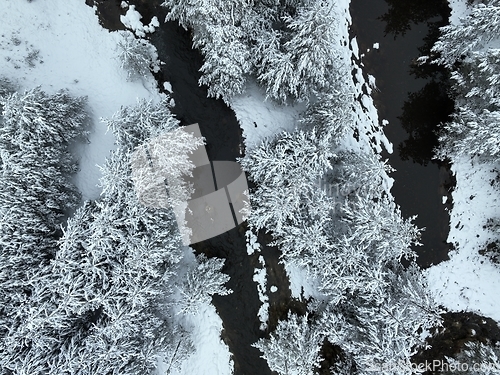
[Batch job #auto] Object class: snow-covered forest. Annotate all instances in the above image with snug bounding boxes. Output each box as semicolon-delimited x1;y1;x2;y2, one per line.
0;86;232;373
1;0;500;374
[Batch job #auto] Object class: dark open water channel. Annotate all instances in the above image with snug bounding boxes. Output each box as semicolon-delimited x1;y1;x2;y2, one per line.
350;0;454;268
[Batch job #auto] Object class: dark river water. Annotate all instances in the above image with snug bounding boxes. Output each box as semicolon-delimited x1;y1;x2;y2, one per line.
350;0;454;268
91;0;456;373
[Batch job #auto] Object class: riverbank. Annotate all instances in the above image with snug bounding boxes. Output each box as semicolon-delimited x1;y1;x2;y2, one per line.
424;0;500;324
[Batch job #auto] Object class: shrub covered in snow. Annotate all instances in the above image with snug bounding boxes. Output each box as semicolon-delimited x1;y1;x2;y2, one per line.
116;31;160;81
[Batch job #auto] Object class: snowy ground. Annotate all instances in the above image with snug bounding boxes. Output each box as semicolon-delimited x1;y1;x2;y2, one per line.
170;303;233;375
158;250;233;375
0;2;233;374
427;157;500;322
0;0;161;201
425;0;500;324
227;80;305;151
447;0;471;24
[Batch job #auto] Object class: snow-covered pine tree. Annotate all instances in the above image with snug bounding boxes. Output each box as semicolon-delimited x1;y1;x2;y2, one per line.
254;313;324;375
340;194;421;264
240;128;335;233
163;0;344;102
300;86;355;143
435;106;500;160
104;97;178;151
163;0;253;98
432;0;500;68
345;263;441;375
449;49;500;110
173;254;231;316
194;23;252;99
314;259;441;375
335;151;394;198
163;0;225;30
116;31;160;81
435;49;500;161
431;1;500;164
255;0;342;102
48;185;189;374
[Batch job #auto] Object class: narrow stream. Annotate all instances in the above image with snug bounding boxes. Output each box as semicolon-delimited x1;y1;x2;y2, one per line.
149;16;273;375
350;0;454;268
349;2;500;368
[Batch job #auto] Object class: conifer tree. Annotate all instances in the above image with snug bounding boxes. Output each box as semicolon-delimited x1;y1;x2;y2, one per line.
432;1;500;67
117;31;160;81
254;313;324;375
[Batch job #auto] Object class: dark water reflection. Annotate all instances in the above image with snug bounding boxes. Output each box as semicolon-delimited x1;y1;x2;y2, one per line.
350;0;454;268
379;0;451;38
413;311;500;374
398;81;454;166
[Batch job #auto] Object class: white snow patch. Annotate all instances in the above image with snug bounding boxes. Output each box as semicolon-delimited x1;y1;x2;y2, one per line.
227;80;306;150
442;196;448;204
285;263;324;301
163;81;173;93
448;0;471;25
373;42;380;49
120;5;159;37
246;229;261;255
344;60;393;156
270;285;278;293
0;0;162;201
120;1;128;9
253;255;269;330
427;156;500;322
354;67;364;86
351;37;359;59
158;303;233;375
361;94;372;109
367;74;377;88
